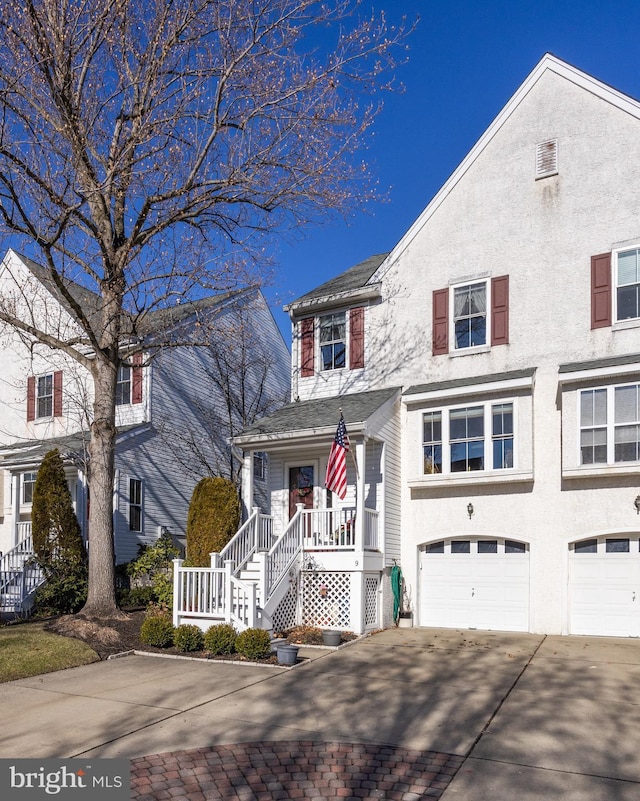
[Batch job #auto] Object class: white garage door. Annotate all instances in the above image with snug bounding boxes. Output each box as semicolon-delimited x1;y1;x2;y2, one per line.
420;538;530;632
569;536;640;637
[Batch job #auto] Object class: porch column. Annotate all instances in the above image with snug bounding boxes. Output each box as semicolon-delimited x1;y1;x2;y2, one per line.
11;472;20;547
242;450;254;518
354;437;366;556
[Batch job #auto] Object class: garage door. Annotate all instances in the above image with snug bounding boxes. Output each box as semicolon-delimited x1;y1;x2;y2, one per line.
569;537;640;637
420;538;530;632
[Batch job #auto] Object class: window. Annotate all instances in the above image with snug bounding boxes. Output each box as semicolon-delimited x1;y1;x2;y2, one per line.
422;401;515;475
616;248;640;322
319;312;346;371
453;282;487;349
36;374;53;418
580;383;640;465
450;406;484;471
128;478;143;532
22;472;37;504
253;452;266;480
115;364;131;406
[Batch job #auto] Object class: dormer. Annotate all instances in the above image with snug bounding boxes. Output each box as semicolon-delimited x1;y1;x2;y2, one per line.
285;254;386;401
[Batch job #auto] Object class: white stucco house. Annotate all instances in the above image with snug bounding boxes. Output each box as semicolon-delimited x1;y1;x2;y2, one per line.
181;53;640;638
0;249;290;613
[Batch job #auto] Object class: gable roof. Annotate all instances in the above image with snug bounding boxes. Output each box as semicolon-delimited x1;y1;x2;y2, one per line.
368;53;640;285
9;249;255;341
284;253;387;317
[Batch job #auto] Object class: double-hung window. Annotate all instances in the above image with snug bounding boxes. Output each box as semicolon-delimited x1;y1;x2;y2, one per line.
115;364;131;406
22;472;37;504
128;478;143;532
423;401;514;475
453;281;487;349
36;374;53;418
616;248;640;322
319;311;346;371
580;383;640;465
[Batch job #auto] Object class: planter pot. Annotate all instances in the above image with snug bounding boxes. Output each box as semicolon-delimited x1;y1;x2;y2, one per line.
322;630;342;647
398;612;413;628
276;644;299;666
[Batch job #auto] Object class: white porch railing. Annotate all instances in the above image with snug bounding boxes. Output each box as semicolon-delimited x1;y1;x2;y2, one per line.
16;521;32;541
264;506;304;599
0;533;43;614
301;507;379;551
172;558;258;632
218;507;275;573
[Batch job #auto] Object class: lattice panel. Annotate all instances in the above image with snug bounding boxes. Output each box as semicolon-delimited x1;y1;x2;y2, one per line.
364;575;379;628
271;580;299;632
302;572;351;628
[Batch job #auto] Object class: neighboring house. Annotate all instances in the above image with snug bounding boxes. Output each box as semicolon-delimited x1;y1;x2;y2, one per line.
0;248;290;612
209;53;640;638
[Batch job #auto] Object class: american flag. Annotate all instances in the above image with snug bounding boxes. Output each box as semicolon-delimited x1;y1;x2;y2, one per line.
325;414;350;499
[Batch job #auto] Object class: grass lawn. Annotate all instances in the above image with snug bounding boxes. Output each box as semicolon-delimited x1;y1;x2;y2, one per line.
0;621;99;683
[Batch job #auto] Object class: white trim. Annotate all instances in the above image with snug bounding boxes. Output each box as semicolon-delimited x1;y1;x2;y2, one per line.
612;243;640;325
576;381;640;469
408;469;533;489
403;374;534;405
286;284;381;317
559;362;640;384
449;277;491;353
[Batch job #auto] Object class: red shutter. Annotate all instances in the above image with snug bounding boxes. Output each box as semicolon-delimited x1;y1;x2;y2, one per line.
132;352;143;404
349;306;365;369
591;252;612;329
26;376;35;422
53;371;63;417
491;275;509;346
300;317;315;377
432;288;449;355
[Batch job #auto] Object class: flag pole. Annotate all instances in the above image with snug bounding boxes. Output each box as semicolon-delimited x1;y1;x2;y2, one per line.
341;407;359;480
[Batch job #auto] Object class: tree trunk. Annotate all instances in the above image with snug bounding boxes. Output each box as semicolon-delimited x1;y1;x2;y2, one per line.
81;356;120;618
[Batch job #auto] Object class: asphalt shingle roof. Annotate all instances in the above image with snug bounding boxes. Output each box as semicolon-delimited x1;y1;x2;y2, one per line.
286;253;388;308
237;386;400;439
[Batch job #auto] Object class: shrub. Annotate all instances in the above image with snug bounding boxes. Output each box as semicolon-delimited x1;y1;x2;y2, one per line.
140;615;174;648
33;565;88;616
173;624;204;653
125;531;180;610
31;449;88;615
235;627;271;660
186;477;241;566
117;586;156;609
204;623;237;655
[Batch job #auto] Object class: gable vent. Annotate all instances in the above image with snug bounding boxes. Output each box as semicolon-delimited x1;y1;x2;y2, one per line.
535;139;558;179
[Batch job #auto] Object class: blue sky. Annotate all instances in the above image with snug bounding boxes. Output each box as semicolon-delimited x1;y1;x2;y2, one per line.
266;0;640;339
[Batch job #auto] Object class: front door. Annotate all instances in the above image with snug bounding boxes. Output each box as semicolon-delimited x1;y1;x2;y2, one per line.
289;465;314;519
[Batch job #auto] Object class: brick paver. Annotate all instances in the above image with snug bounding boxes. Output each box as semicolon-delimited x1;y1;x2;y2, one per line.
131;742;465;800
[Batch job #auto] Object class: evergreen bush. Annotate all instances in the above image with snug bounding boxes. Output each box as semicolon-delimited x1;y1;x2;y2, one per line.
31;449;87;615
186;477;241;566
140;614;175;648
203;623;237;655
126;530;179;609
235;627;271;660
173;624;204;652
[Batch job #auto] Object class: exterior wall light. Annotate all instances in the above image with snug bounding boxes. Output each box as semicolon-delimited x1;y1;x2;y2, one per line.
467;502;474;519
635;496;640;514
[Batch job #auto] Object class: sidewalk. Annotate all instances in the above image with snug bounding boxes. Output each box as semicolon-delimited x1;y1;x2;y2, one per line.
2;627;640;799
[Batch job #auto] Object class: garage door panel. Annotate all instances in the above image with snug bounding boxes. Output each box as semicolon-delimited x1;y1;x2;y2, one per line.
420;539;529;632
569;541;640;637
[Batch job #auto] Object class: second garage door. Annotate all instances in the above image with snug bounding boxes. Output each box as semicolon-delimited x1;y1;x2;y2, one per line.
420;537;530;632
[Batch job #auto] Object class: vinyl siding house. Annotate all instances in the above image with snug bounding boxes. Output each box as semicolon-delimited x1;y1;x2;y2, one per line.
205;53;640;638
0;249;290;614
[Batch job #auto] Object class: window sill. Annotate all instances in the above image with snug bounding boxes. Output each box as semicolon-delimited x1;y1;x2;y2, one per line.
613;318;640;332
449;344;491;358
563;464;640;480
408;469;534;489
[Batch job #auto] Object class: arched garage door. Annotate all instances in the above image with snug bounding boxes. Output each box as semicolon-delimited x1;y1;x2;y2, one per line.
419;537;530;632
569;536;640;637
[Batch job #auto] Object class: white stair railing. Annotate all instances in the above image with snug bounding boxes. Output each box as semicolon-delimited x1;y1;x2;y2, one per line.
0;533;44;613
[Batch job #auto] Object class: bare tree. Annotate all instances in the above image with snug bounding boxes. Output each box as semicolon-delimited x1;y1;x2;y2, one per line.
0;0;410;618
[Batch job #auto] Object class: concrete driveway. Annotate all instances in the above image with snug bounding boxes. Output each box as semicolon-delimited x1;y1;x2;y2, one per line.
2;627;640;799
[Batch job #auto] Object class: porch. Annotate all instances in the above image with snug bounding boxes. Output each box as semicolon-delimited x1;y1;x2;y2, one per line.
172;504;384;636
